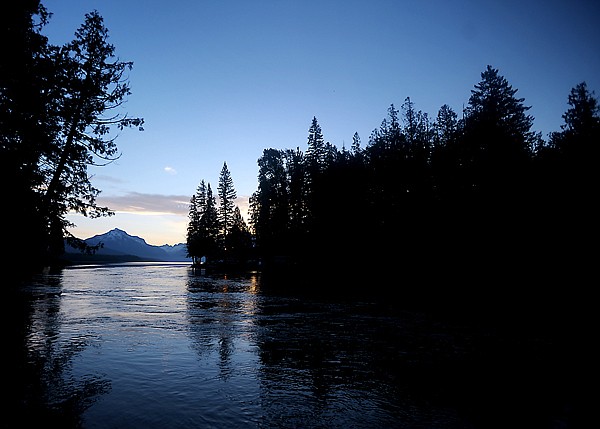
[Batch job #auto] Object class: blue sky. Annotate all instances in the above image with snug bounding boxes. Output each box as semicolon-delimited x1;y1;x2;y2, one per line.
42;0;600;245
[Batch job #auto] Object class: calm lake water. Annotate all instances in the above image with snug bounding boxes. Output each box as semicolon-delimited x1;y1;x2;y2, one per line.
8;262;581;428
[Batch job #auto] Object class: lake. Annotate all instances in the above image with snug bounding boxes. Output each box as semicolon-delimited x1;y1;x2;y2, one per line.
7;262;582;428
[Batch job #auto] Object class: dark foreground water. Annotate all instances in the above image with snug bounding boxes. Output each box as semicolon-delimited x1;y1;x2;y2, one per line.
6;263;585;428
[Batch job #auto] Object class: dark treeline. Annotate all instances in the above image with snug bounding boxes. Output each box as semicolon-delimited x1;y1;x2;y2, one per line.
249;66;599;312
1;1;143;274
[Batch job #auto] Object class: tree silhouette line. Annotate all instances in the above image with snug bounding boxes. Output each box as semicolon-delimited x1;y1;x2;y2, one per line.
247;66;599;300
186;162;253;267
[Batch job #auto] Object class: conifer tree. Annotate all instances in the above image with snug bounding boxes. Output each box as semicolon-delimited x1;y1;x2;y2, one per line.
306;117;326;172
217;161;237;237
1;6;143;267
200;183;220;261
351;132;361;154
186;180;222;264
225;206;253;264
186;194;201;264
284;147;308;239
252;149;289;258
458;65;536;202
433;104;459;147
0;1;56;266
195;179;207;214
547;82;600;211
550;82;600;151
464;65;536;153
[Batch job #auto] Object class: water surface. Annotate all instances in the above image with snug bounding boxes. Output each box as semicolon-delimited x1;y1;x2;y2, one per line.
9;262;577;428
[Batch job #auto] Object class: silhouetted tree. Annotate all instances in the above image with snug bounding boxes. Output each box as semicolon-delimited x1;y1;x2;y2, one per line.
351;132;361;155
284;147;309;244
225;206;253;265
186;195;201;264
186;180;211;264
40;11;143;258
549;82;600;157
217;162;237;240
459;65;536;202
196;183;220;263
0;1;56;268
433;104;459;147
1;5;143;269
252;149;289;261
306;116;326;173
545;82;599;229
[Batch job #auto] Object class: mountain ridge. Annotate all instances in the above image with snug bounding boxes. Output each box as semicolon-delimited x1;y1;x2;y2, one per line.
64;228;190;262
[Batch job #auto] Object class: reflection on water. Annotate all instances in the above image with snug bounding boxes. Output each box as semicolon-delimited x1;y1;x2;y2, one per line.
9;263;575;428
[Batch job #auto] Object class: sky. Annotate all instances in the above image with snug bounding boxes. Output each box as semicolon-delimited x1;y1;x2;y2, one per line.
41;0;600;245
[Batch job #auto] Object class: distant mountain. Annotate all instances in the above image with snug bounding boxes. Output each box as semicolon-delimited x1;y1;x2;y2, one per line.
64;228;191;262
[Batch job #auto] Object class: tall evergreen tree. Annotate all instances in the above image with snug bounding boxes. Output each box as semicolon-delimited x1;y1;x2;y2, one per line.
0;1;56;267
41;11;143;257
433;104;459;147
217;161;237;238
465;65;537;154
186;194;201;264
458;65;536;203
186;180;222;264
199;183;220;262
284;147;308;240
1;6;143;268
550;82;600;152
195;179;207;214
351;132;361;154
306;116;326;172
252;149;289;260
546;82;600;212
225;206;253;264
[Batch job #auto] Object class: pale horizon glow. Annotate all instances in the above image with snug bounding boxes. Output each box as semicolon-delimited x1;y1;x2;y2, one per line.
44;0;599;245
67;195;250;245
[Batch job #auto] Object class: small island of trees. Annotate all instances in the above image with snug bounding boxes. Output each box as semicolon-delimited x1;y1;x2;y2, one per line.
185;162;253;269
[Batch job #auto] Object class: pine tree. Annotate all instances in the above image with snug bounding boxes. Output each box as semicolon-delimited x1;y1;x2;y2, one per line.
1;6;143;267
433;104;459;147
547;82;600;209
186;180;222;265
195;180;207;215
551;82;600;149
252;149;289;259
43;10;143;258
0;1;56;268
306;116;326;172
464;65;536;154
284;147;308;239
186;195;201;264
351;132;361;155
217;161;237;237
201;183;220;261
459;65;536;201
225;206;253;264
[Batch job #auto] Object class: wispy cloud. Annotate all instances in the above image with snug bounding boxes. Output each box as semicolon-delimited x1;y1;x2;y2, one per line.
98;192;190;215
95;192;251;219
164;166;177;175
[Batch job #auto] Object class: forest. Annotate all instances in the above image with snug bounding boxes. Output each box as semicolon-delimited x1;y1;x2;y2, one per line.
187;66;598;302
